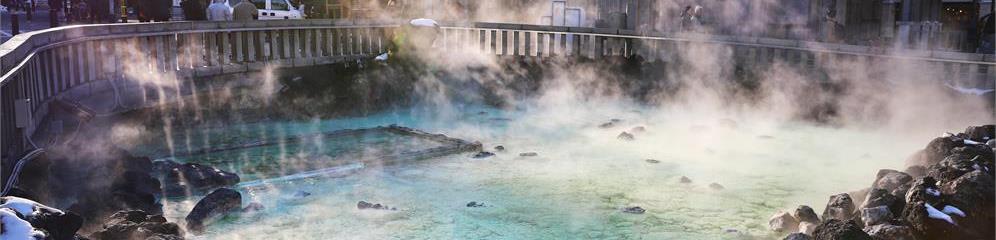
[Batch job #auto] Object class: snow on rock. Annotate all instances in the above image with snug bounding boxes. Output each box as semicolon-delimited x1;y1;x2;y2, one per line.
0;208;46;240
925;187;941;197
941;205;966;217
963;139;983;145
924;203;956;225
0;196;63;218
409;18;439;27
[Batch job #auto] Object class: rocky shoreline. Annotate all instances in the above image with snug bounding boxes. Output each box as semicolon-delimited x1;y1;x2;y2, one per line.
768;125;994;240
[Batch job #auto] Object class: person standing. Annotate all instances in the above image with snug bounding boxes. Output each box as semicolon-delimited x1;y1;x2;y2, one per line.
231;0;256;21
181;0;206;20
206;0;231;21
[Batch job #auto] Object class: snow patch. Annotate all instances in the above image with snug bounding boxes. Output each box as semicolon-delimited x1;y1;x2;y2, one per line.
0;208;46;240
375;53;388;62
926;188;941;197
410;18;439;27
924;203;956;225
942;205;966;217
964;139;983;145
944;83;995;96
0;197;63;217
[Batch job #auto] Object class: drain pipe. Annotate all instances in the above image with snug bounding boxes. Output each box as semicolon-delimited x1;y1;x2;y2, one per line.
1;148;44;196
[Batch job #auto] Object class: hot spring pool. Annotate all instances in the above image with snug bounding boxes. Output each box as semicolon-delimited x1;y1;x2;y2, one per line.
128;103;924;240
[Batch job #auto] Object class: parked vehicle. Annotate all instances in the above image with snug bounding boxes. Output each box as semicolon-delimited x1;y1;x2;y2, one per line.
225;0;303;20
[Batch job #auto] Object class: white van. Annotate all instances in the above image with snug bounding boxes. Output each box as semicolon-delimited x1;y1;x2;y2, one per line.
226;0;305;20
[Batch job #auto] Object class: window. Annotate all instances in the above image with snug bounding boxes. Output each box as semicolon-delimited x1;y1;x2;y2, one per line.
252;0;266;9
271;0;288;10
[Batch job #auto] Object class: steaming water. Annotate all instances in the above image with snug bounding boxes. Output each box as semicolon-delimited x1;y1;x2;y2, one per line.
136;101;926;240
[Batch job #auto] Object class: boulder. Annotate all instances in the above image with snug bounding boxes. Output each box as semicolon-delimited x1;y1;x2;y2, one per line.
768;211;799;232
859;206;892;227
821;193;856;221
185;188;242;233
708;183;724;190
92;210;183;240
799;221;818;235
644;159;660;164
466;201;486;208
922;137;964;166
863;224;914;240
902;200;968;239
938;170;995;238
861;189;904;219
904;177;942;206
357;201;393;210
783;233;812;240
871;169;912;197
793;205;820;224
617;132;635;141
962;125;995;142
158;160;240;197
494;145;505;152
811;219;872;240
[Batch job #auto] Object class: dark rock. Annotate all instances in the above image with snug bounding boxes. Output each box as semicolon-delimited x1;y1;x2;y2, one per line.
811;219;872;240
293;191;311;198
903;165;926;178
902;200;967;239
859;205;892;227
861;189;904;219
30;210;84;240
679;176;692;184
519;152;538;157
871;169;913;197
357;201;373;209
630;126;646;133
472;151;495;158
938;170;995;238
598;122;616;128
963;125;995;142
617;132;635;141
904;177;942;206
466;201;485;208
793;205;820;224
783;233;812;240
622;206;645;214
494;145;505;152
708;183;724;190
922;136;964;166
92;210;183;240
644;159;660;164
863;224;914;240
158;160;239;197
185;188;242;233
768;211;799;232
821;193;856;221
242;202;265;213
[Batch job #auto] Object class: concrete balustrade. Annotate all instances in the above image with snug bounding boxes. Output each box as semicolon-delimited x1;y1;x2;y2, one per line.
0;20;994;164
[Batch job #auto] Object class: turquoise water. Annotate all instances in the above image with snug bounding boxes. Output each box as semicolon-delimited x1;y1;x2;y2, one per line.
137;102;924;240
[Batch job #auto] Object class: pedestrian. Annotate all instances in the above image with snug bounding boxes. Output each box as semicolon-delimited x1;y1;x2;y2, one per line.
182;0;206;20
232;0;257;21
206;0;231;21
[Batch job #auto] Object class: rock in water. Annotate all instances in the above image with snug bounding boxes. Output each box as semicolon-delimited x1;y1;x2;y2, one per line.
860;205;892;227
494;145;505;152
622;206;645;214
679;176;692;184
472;151;495;158
863;224;914;240
793;205;820;224
357;201;374;209
617;132;635;141
466;201;485;208
186;188;242;233
768;211;799;232
519;152;538;157
645;159;660;164
811;219;872;240
783;233;812;240
709;183;724;190
157;160;240;197
93;210;184;240
630;126;646;133
822;193;856;221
